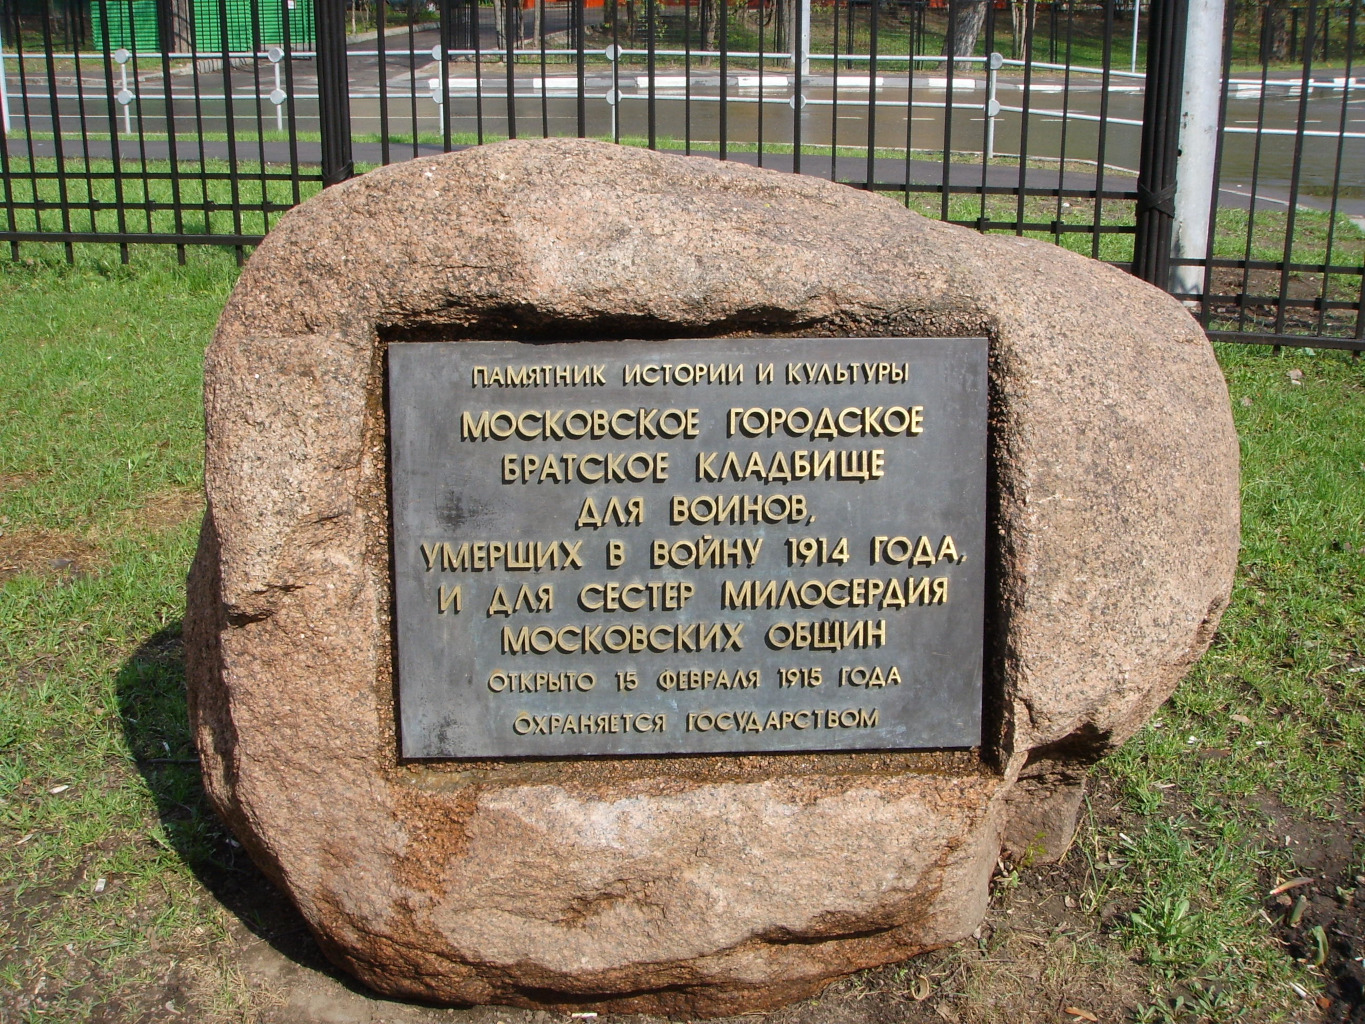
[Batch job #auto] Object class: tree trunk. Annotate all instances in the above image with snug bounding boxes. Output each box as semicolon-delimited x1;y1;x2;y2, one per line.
699;0;717;55
944;0;987;59
164;0;195;53
1009;0;1034;59
491;0;506;49
1262;1;1290;62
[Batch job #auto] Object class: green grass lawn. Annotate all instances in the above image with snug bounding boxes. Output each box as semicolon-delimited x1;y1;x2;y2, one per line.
0;249;249;1021
0;235;1363;1021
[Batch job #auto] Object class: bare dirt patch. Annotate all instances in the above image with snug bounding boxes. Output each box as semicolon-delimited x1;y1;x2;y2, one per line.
0;472;38;494
119;488;205;535
1204;268;1358;336
0;491;203;586
0;529;104;584
1256;798;1365;1024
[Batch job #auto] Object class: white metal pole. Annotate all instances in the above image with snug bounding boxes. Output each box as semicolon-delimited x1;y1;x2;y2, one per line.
791;0;810;77
1130;0;1141;73
985;51;1001;161
274;58;284;131
121;64;132;134
1170;0;1226;296
0;17;11;136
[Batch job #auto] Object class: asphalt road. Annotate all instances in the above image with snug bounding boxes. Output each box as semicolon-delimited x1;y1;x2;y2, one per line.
3;31;1362;217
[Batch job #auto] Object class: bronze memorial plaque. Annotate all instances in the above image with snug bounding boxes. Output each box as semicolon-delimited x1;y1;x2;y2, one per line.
389;337;987;758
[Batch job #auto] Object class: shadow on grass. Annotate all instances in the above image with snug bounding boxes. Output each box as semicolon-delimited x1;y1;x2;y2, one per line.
114;623;356;987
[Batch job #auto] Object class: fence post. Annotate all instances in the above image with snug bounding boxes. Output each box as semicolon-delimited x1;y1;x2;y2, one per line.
791;0;810;76
1132;0;1188;288
0;10;10;136
316;0;354;186
1130;0;1141;72
1169;0;1224;297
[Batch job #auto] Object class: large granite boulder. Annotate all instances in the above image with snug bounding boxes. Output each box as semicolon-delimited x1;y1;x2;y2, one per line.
185;138;1239;1015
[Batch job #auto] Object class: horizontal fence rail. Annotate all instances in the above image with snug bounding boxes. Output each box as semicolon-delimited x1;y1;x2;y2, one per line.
0;0;1361;348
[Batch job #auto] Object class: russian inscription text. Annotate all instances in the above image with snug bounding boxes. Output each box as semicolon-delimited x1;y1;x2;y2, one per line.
388;337;987;758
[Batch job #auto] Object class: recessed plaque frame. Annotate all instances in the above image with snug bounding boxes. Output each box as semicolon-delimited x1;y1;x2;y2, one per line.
388;336;987;758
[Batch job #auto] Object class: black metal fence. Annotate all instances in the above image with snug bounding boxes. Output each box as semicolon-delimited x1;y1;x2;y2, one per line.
1;0;1362;348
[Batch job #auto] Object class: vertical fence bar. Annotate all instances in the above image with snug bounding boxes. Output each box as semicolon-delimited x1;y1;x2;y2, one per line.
0;1;17;257
756;0;764;165
647;0;656;149
317;0;353;183
39;1;75;261
157;0;187;260
454;0;466;148
186;0;214;236
249;0;270;233
683;0;691;153
902;2;915;206
377;0;390;163
538;0;548;137
93;6;123;250
12;1;42;252
575;0;585;137
1132;0;1187;286
1051;0;1075;247
505;0;517;138
1315;0;1359;336
0;3;9;137
1272;0;1317;334
863;0;877;187
1356;273;1364;345
1012;0;1035;233
941;0;956;221
69;21;96;237
944;0;966;221
1196;0;1234;330
475;0;485;145
831;0;840;181
1234;46;1272;333
281;3;304;208
405;6;418;158
216;0;247;259
719;0;728;158
609;0;619;142
979;2;997;228
127;13;155;238
791;0;803;173
1090;0;1116;260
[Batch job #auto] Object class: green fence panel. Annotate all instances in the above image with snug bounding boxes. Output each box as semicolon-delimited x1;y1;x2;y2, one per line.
191;0;316;52
88;0;160;52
